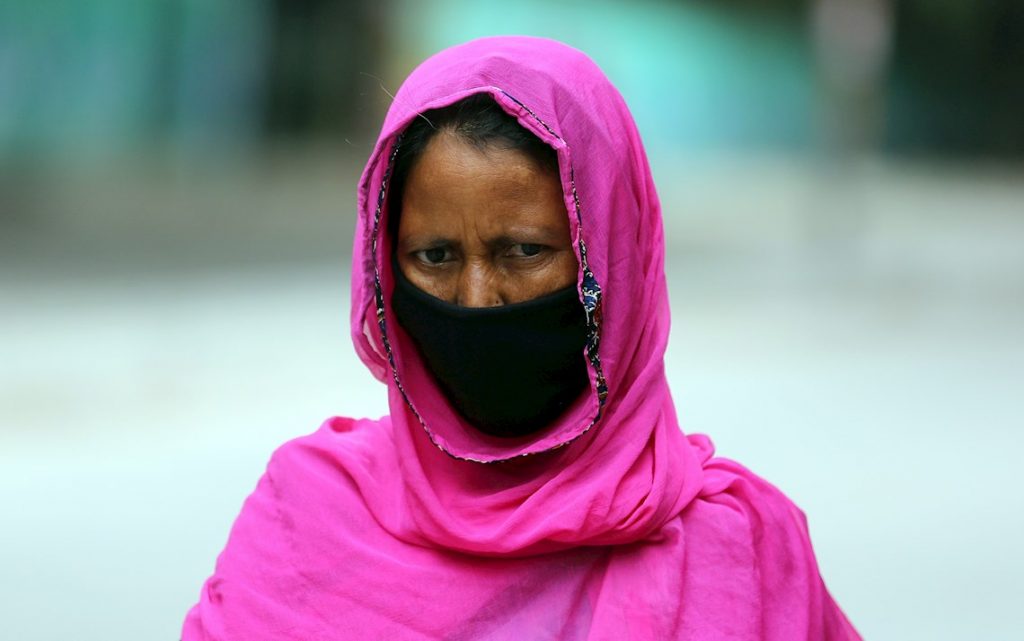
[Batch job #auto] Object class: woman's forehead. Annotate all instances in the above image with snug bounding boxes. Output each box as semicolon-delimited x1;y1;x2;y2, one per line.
407;132;555;190
398;135;568;238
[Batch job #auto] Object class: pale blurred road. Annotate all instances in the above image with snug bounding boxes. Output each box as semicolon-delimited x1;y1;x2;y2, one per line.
1;153;1022;640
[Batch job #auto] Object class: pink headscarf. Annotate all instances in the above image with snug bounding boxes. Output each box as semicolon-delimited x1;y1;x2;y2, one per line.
183;36;859;640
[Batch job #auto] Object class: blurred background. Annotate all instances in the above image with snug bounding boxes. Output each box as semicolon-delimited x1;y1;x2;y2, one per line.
1;1;1022;639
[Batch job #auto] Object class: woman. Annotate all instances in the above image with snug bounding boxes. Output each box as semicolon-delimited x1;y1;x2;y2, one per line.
183;36;859;640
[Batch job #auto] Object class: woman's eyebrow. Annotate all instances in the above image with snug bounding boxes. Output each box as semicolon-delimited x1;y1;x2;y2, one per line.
489;227;564;245
398;235;456;250
488;234;547;248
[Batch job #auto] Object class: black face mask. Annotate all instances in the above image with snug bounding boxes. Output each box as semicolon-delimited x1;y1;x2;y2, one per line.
390;265;591;438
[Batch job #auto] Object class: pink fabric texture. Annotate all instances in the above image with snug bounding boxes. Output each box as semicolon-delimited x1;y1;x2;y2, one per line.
183;36;860;640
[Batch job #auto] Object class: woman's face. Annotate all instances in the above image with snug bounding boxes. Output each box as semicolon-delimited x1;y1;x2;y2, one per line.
395;132;577;306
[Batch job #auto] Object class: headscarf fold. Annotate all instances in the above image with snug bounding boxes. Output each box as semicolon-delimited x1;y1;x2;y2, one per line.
183;36;859;640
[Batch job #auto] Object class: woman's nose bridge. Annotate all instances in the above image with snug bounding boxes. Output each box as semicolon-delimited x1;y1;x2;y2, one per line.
456;260;501;307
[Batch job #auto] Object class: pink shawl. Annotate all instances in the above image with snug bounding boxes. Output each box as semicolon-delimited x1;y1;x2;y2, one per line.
183;36;859;640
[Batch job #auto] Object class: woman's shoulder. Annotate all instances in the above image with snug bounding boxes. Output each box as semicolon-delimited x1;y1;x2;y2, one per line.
272;414;391;453
263;414;397;485
681;442;860;639
693;448;813;543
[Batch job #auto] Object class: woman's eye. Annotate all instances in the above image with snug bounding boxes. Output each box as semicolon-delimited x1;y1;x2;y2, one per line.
416;247;450;265
510;243;544;258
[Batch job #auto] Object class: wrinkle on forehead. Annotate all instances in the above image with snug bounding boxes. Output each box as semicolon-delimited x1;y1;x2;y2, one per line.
399;132;570;250
409;132;554;203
